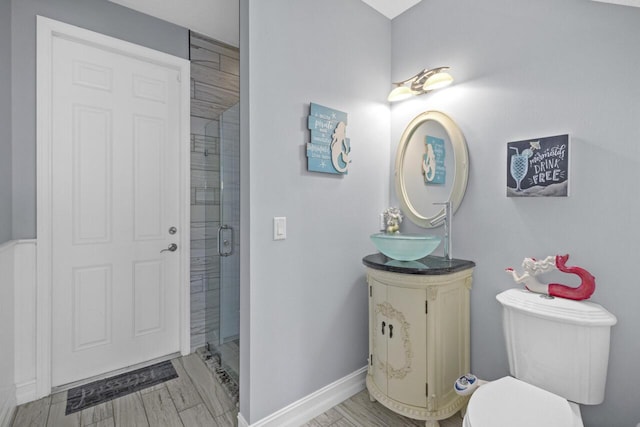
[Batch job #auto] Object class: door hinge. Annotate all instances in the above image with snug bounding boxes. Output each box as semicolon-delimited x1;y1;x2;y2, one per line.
425;300;428;314
370;354;373;366
426;382;429;396
369;285;372;297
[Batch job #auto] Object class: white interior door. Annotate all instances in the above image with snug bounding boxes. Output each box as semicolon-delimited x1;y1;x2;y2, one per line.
48;27;185;387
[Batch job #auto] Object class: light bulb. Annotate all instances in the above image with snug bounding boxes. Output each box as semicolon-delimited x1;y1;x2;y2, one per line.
423;71;453;91
387;86;415;102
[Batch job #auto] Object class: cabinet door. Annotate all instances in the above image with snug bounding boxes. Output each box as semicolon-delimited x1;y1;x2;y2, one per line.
428;284;470;409
370;279;388;395
369;277;427;408
386;285;427;408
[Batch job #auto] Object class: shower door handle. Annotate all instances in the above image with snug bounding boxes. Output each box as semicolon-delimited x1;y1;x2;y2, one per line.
217;224;234;257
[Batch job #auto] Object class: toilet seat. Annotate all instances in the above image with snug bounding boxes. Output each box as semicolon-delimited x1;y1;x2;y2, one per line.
464;376;582;427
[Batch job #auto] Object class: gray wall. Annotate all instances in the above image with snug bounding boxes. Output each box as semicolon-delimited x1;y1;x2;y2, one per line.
241;0;391;422
10;0;189;239
0;0;14;420
0;0;12;244
239;0;250;416
391;1;640;426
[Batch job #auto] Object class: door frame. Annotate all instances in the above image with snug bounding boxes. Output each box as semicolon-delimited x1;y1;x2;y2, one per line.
36;16;191;398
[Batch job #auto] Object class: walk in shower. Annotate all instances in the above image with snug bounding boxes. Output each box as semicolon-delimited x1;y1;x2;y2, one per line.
205;104;240;382
189;32;240;400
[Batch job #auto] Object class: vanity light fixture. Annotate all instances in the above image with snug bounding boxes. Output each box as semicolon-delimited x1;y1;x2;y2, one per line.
387;66;453;102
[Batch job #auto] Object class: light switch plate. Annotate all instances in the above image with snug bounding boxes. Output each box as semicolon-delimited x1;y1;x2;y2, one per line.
274;217;286;240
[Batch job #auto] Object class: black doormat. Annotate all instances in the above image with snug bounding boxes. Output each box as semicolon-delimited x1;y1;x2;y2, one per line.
65;360;178;415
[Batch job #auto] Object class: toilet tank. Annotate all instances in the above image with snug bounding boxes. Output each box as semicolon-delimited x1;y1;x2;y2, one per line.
496;288;617;405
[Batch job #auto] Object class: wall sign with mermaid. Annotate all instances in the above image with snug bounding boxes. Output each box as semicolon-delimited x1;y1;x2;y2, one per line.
306;103;351;175
423;135;446;185
507;134;569;197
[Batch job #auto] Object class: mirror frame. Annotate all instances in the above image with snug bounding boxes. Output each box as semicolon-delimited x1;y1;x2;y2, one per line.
394;110;469;228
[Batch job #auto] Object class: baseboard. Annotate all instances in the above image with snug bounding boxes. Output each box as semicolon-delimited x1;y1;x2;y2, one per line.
238;413;249;427
0;385;16;427
13;240;38;404
0;241;17;427
15;380;37;405
237;366;367;427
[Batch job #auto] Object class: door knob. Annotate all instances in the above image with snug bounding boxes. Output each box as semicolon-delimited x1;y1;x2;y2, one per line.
161;243;178;253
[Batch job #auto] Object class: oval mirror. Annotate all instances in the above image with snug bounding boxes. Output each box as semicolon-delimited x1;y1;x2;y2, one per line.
395;111;469;228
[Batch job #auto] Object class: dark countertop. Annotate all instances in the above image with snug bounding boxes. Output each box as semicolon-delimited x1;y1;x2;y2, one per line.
362;253;476;275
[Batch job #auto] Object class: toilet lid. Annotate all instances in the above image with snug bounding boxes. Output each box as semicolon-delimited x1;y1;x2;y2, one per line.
466;377;576;427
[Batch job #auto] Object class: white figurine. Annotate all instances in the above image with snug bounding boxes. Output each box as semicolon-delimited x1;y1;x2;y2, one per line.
383;207;403;234
505;256;557;294
505;254;596;300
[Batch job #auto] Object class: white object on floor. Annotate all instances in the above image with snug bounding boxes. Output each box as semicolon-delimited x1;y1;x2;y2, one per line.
454;374;479;396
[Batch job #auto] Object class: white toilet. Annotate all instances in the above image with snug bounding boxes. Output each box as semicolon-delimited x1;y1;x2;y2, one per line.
463;288;617;427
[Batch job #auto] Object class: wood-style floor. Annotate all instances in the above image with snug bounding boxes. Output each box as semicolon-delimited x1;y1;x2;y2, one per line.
11;354;237;427
11;354;463;427
303;391;463;427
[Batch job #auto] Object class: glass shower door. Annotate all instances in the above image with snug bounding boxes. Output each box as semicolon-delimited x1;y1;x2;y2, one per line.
205;103;240;384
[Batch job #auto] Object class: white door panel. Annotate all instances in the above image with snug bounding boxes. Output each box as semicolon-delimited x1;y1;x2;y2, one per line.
50;34;182;387
386;285;427;408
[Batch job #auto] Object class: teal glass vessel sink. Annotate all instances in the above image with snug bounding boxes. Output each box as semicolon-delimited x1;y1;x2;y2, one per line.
370;233;442;261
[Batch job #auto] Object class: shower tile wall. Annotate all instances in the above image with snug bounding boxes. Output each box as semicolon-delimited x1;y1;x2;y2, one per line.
190;32;240;350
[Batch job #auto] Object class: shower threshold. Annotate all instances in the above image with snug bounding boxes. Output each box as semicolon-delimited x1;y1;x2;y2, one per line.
196;345;239;407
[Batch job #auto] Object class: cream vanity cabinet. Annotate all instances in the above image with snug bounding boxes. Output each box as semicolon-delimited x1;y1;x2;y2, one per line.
363;254;475;427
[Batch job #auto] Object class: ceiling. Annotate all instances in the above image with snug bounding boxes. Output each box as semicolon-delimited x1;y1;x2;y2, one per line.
107;0;424;47
107;0;240;47
592;0;640;6
360;0;422;19
107;0;638;49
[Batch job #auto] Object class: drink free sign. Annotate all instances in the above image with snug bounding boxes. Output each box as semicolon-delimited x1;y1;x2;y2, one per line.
506;134;569;197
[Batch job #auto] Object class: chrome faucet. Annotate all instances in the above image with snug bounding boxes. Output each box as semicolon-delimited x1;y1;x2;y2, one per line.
430;201;452;260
